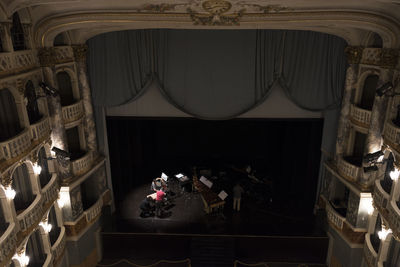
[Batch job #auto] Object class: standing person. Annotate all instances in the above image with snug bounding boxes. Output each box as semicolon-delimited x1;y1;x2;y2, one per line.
233;182;244;212
155;189;165;217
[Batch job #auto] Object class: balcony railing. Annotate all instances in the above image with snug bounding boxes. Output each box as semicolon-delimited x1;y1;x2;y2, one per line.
0;128;32;160
326;201;345;230
62;100;83;124
17;196;44;232
85;197;103;223
373;179;390;211
337;157;361;183
0;223;17;264
387;201;400;238
0;50;39;74
71;151;93;176
30;116;50;142
51;227;66;264
383;121;400;151
42;174;59;205
53;46;74;63
364;233;378;267
350;104;371;127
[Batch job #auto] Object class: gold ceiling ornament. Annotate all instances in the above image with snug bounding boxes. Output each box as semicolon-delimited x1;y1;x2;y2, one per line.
345;46;363;64
188;0;245;26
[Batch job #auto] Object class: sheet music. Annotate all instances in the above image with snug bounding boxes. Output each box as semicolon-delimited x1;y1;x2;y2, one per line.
161;172;168;181
175;173;184;178
218;190;228;200
200;176;213;188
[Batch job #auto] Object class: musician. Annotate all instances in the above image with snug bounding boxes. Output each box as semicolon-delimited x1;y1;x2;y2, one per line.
140;196;155;218
155;189;166;217
151;177;167;192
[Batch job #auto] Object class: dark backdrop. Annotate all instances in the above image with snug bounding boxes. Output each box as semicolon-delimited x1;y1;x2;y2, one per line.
107;117;323;214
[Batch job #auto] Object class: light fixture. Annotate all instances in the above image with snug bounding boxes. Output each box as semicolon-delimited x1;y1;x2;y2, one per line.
378;227;392;240
33;163;42;175
57;187;70;208
4;186;16;200
359;195;374;215
376;82;394;97
390;168;400;181
363;151;384;165
39;221;52;233
13;253;29;267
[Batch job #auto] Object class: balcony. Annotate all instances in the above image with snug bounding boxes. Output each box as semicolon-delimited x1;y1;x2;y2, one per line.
53;46;74;64
0;50;39;75
387;201;400;239
17;196;44;233
326;200;345;230
62;100;83;124
42;174;59;205
337;157;361;183
30;116;51;142
373;179;390;212
383;120;400;152
0;224;17;264
0;128;32;160
71;151;93;176
350;104;371;128
85;197;103;223
51;227;66;265
364;233;378;267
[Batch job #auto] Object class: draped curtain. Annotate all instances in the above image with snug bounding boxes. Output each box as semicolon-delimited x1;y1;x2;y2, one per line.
87;29;347;154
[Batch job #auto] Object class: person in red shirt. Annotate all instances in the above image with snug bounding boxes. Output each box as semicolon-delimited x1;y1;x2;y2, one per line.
155;189;165;217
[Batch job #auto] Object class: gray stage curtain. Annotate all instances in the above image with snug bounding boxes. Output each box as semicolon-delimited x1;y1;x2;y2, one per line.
87;30;154;107
155;30;280;119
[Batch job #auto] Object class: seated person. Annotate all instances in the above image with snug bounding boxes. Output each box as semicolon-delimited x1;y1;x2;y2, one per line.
140;196;155;218
155;189;166;217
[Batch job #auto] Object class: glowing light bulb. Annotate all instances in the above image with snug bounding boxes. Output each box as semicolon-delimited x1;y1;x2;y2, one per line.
390;168;400;181
33;163;42;175
4;186;16;200
39;221;52;233
378;228;392;240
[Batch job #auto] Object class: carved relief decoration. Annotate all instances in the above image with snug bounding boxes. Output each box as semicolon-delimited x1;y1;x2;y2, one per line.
137;0;290;26
72;45;88;62
346;191;359;227
345;46;363;64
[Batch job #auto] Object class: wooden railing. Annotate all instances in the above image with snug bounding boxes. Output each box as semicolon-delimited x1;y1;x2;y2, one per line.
387;201;400;239
62;100;83;124
51;227;66;264
85;197;103;223
326;201;345;230
30;116;50;142
0;223;17;263
373;179;390;212
0;50;39;74
350;104;371;127
71;151;93;176
337;157;361;183
364;233;378;267
383;121;400;151
17;196;44;232
42;174;59;204
0;128;32;160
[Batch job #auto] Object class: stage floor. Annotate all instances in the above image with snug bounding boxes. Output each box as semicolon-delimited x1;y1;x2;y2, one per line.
113;178;325;236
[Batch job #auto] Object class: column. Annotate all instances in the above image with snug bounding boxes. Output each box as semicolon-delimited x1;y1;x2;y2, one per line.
0;22;14;52
335;47;362;160
38;48;71;180
72;45;98;155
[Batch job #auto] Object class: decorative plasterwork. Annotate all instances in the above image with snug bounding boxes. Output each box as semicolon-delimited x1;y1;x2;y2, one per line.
345;46;364;64
72;44;87;62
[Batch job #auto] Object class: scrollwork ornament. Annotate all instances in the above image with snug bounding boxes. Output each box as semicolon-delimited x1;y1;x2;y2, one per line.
345;46;363;64
72;45;88;62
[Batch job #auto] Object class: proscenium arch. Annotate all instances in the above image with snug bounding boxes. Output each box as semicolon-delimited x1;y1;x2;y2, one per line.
34;10;400;48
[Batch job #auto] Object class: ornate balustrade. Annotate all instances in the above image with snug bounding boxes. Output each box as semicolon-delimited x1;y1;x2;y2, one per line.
383;121;400;151
53;46;74;63
326;201;345;230
71;151;93;176
337;157;361;183
85;197;103;223
17;196;44;233
0;224;17;264
364;233;378;267
62;100;83;124
42;174;59;205
30;116;50;142
51;227;66;264
350;104;371;127
373;179;390;212
0;129;32;160
0;50;39;75
387;201;400;239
